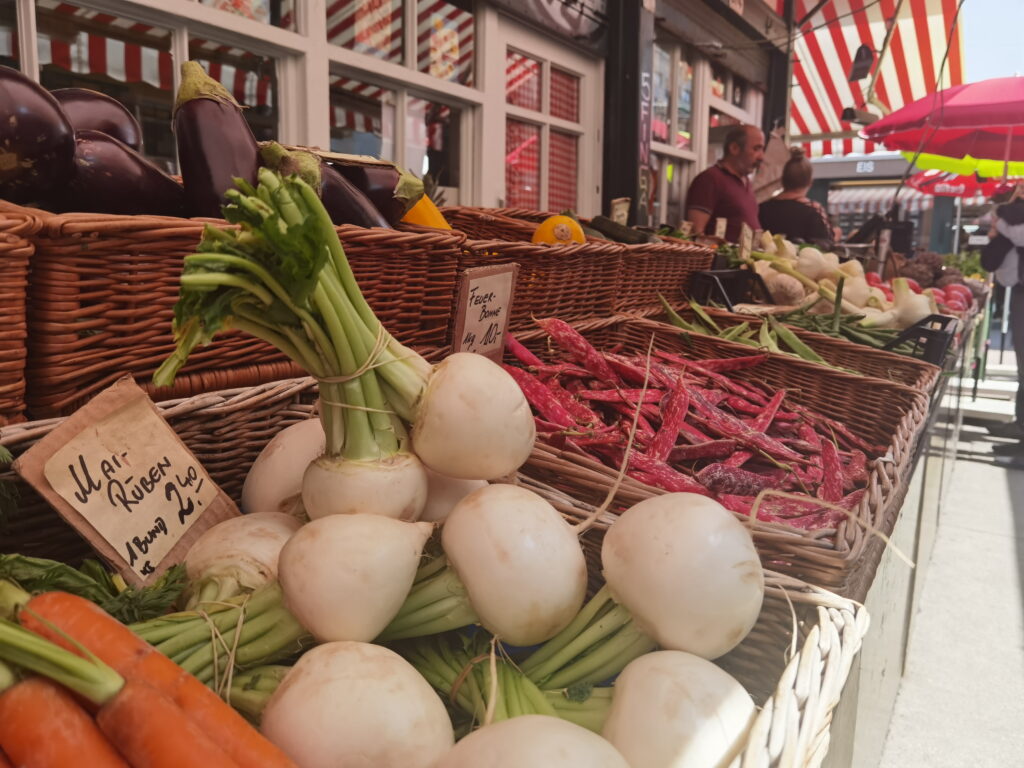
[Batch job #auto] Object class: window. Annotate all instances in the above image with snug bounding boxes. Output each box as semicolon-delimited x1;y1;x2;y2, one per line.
329;76;395;158
502;39;588;212
676;56;693;150
417;0;474;86
189;39;279;142
652;43;671;144
0;0;16;69
407;96;461;188
199;0;295;30
506;49;541;111
36;2;176;169
328;0;405;63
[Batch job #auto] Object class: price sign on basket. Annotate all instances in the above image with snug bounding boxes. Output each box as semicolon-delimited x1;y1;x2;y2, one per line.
739;223;754;260
452;264;519;361
714;218;728;239
13;377;239;586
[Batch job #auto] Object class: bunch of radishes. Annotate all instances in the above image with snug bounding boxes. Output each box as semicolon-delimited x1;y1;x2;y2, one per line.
865;271;974;314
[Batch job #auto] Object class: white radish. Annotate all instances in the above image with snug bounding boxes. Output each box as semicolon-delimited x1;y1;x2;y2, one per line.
412;353;536;480
277;514;432;642
261;641;453;768
437;715;629;768
242;418;325;520
182;512;302;607
302;451;428;521
420;468;488;523
602;493;764;659
601;651;756;768
441;483;587;646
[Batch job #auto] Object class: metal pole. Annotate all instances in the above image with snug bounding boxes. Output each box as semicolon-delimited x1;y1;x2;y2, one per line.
863;0;907;114
952;196;963;253
1000;284;1011;364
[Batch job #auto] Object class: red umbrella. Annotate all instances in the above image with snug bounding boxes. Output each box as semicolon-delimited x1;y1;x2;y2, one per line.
906;169;1014;198
862;77;1024;162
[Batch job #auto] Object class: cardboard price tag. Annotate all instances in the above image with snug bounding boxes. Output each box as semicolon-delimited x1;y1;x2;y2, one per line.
452;264;519;361
714;218;728;239
739;223;754;260
13;377;239;586
678;221;694;238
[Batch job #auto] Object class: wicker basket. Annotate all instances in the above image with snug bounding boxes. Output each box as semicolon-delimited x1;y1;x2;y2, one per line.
447;206;714;317
0;376;866;767
442;207;623;332
521;476;868;768
514;315;929;600
0;204;462;418
0;213;33;425
660;304;942;393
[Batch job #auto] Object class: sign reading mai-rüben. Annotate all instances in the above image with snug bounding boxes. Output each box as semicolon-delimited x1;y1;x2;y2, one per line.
14;377;238;586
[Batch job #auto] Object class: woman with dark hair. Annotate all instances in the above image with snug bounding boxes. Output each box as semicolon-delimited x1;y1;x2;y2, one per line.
758;147;833;246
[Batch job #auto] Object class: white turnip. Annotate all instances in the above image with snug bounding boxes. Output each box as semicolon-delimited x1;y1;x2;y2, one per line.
419;468;488;523
601;650;755;768
241;418;325;520
302;451;428;521
412;353;536;480
261;641;454;768
182;511;302;607
602;493;764;659
278;514;432;642
437;715;629;768
378;483;587;647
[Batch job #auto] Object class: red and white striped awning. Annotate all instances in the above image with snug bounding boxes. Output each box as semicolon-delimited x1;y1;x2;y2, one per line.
326;0;474;86
768;0;965;158
34;0;273;107
827;183;990;216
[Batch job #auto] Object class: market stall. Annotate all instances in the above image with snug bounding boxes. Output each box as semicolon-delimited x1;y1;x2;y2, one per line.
0;46;982;768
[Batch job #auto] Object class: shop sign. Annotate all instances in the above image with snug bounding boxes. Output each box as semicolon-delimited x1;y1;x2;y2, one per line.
13;378;239;587
453;264;519;361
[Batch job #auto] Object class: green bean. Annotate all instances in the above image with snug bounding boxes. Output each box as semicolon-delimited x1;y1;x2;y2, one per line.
768;316;827;363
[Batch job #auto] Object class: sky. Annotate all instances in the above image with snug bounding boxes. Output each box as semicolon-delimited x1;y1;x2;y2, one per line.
963;0;1024;81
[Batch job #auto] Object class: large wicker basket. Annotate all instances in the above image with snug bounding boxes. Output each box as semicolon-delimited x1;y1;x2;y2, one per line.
447;206;714;317
442;207;623;332
660;304;942;393
0;204;463;418
0;374;866;768
0;214;33;425
513;315;929;601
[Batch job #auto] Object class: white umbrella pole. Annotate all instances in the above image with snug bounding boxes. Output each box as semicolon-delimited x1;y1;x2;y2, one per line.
953;196;963;253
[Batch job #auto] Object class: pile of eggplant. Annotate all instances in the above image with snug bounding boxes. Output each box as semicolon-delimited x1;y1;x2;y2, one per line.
0;61;421;224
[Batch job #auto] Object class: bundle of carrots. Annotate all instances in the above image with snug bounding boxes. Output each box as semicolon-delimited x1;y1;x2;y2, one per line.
0;582;296;768
506;319;881;531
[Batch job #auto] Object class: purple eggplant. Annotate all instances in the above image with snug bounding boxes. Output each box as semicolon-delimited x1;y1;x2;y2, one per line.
174;60;259;218
259;142;391;228
0;65;76;205
50;130;184;216
51;88;143;151
331;162;422;225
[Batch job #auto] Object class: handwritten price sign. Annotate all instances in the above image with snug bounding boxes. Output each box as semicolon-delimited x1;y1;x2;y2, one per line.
15;378;238;586
453;264;519;361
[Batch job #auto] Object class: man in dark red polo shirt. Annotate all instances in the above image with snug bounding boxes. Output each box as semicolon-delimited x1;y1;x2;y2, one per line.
685;125;765;243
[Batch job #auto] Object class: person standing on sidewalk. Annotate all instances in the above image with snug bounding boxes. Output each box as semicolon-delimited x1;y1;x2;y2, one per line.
982;188;1024;443
684;124;765;243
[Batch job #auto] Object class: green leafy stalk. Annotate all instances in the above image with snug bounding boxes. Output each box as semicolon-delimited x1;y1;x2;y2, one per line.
154;169;431;460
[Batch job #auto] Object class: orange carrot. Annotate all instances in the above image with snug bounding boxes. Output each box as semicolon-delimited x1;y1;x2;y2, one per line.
20;591;296;768
96;680;242;768
0;677;129;768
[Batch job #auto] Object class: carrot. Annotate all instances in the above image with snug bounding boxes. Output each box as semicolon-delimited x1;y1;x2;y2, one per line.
97;680;242;768
0;677;130;768
20;592;296;768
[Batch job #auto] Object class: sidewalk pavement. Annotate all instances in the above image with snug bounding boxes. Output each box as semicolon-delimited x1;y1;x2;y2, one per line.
878;423;1024;766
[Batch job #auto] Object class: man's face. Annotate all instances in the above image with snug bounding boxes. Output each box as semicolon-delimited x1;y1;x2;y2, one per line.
732;127;766;176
